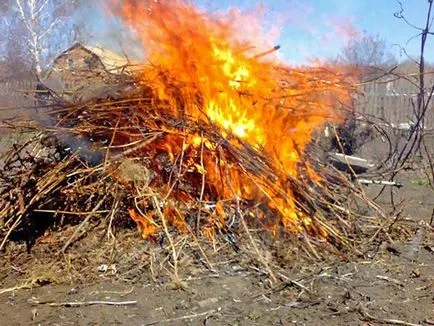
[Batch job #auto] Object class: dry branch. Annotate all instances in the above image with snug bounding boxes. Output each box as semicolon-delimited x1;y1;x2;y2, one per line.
0;61;412;277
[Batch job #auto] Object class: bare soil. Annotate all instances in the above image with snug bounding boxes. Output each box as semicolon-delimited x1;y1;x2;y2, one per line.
0;233;433;325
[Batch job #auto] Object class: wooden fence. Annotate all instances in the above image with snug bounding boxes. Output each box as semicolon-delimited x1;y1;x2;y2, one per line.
355;79;434;130
0;76;38;121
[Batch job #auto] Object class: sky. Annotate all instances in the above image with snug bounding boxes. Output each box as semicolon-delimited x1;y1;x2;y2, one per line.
90;0;434;65
196;0;434;64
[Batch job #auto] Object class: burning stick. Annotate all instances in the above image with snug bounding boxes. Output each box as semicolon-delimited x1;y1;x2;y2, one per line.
253;45;281;59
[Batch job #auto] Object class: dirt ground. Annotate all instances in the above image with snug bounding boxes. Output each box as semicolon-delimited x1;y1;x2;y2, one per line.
0;131;433;326
0;225;433;326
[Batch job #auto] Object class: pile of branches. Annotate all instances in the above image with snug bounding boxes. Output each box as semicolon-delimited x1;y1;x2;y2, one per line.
0;70;407;264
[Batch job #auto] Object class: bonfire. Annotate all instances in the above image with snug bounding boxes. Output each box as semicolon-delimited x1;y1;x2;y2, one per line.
0;0;391;268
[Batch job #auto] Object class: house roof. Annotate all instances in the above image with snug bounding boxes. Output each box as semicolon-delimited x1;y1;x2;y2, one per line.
83;45;132;74
52;43;136;75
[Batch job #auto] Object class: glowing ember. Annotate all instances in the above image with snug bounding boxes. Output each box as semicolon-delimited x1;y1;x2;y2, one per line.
112;0;352;236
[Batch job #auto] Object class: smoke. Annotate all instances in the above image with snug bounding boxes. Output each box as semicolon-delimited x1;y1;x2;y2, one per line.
322;16;361;45
84;0;146;61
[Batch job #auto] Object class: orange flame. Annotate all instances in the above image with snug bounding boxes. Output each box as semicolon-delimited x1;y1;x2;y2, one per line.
113;0;351;234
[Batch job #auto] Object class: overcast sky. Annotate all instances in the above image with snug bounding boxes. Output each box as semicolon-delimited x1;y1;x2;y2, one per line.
91;0;434;65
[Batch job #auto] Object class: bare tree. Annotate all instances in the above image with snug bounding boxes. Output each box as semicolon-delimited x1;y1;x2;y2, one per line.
7;22;29;74
328;33;397;155
0;4;31;77
371;1;434;208
0;0;14;13
2;0;87;76
392;1;434;150
338;32;397;81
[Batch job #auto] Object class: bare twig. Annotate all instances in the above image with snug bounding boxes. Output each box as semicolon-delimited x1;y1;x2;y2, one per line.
145;308;220;325
359;304;422;326
29;298;137;307
375;275;405;287
59;196;107;253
